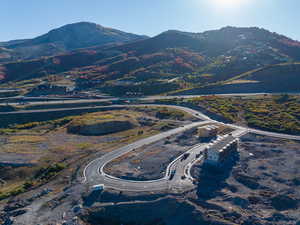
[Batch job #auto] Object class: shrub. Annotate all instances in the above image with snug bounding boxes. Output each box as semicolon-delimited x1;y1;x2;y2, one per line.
34;163;66;181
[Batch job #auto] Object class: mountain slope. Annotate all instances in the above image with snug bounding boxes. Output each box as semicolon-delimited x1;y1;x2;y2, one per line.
0;39;29;47
0;22;147;63
175;63;300;95
1;26;300;96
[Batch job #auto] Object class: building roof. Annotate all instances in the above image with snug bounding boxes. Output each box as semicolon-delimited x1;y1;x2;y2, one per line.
208;135;237;153
198;124;219;131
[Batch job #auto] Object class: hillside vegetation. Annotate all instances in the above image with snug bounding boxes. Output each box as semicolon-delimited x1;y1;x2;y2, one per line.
1;26;300;96
186;95;300;134
178;63;300;95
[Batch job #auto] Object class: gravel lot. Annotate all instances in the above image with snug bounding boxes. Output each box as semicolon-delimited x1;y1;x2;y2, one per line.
105;127;211;180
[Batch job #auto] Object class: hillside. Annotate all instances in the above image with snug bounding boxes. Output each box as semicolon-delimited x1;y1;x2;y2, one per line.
0;22;147;63
177;63;300;95
0;39;29;47
1;26;300;96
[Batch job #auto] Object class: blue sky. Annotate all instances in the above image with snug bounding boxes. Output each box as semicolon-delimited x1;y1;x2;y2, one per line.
1;0;300;41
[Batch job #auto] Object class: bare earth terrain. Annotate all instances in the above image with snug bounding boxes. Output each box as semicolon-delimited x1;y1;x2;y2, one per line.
191;133;300;224
0;104;299;225
104;127;201;180
0;107;193;203
79;134;300;225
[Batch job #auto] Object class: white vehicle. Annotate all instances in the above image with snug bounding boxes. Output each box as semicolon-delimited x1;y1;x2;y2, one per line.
92;184;104;191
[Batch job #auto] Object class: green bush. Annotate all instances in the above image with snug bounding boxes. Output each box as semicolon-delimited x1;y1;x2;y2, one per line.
35;163;66;181
180;95;300;134
156;108;185;120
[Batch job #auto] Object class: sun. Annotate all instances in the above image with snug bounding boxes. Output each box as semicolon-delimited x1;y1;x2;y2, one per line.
212;0;246;9
221;0;240;4
217;0;240;6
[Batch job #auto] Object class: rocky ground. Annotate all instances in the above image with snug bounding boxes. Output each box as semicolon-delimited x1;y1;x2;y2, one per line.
104;127;204;180
189;133;300;224
0;107;191;194
1;113;299;225
0;107;199;225
104;124;232;181
79;134;300;225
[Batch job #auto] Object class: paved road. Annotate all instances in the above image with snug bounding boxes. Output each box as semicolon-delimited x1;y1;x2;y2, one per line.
0;105;123;115
82;104;300;192
2;92;300;106
2;94;300;139
1;98;299;191
83;120;211;192
0;98;118;107
83;125;248;192
0;103;211;121
141;92;300;100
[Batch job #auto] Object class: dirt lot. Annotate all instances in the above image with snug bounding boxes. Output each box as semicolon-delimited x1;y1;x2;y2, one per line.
104;124;232;181
104;127;203;180
190;133;300;224
2;131;300;225
76;134;300;225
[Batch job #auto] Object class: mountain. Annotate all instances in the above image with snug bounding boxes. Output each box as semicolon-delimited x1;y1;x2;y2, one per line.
0;22;147;63
176;62;300;95
0;39;29;47
1;26;300;96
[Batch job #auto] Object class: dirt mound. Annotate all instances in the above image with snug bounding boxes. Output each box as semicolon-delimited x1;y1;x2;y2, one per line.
80;197;233;225
67;120;135;136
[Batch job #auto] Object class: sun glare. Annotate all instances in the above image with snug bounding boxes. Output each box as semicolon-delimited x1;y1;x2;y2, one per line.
212;0;247;10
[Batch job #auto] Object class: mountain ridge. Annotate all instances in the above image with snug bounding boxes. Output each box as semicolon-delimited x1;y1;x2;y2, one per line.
1;25;300;96
0;22;148;63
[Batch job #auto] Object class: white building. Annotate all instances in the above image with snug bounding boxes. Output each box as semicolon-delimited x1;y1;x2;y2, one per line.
197;125;219;138
204;134;239;165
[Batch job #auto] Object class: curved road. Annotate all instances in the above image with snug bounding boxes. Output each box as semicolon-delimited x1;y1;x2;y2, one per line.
83;120;210;192
2;103;300;141
1;101;299;192
82;104;300;192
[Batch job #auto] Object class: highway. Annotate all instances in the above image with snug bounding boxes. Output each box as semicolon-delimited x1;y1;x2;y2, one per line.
0;104;211;121
0;105;123;115
2;103;299;140
0;98;118;107
2;91;299;105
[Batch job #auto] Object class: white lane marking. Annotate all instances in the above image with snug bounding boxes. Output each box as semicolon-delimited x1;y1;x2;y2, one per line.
82;104;300;192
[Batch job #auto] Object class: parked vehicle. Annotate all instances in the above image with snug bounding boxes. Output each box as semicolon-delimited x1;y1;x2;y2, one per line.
181;153;190;161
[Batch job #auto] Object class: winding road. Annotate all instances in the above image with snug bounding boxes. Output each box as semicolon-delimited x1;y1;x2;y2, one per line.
82;104;300;193
1;99;300;192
